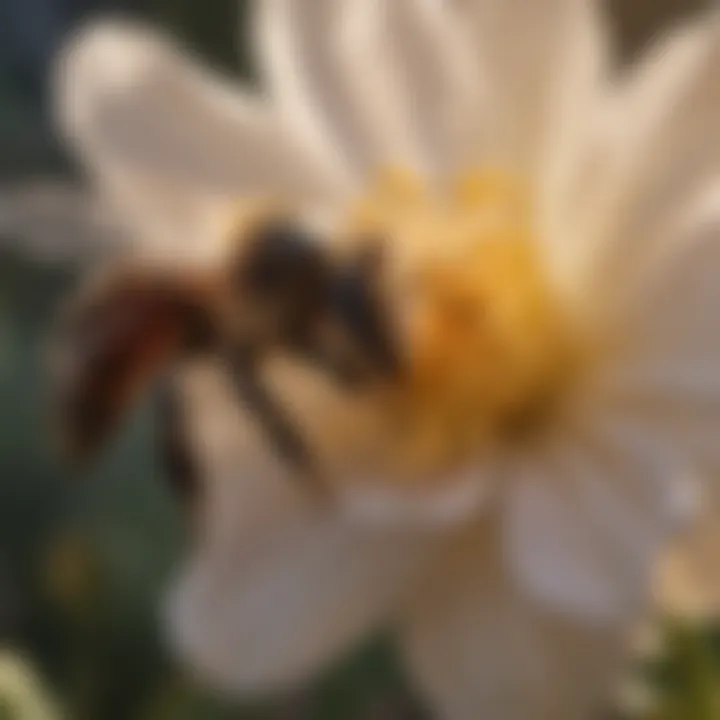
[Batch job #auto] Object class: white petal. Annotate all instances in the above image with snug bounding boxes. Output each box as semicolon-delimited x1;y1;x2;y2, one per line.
505;417;691;622
454;0;609;177
339;463;492;530
55;20;344;256
568;14;720;302
583;185;720;474
253;0;370;182
337;0;487;179
256;0;485;181
399;519;628;720
609;184;720;340
165;363;438;694
168;523;436;695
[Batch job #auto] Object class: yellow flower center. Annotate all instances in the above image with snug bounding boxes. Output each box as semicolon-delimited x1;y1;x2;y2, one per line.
341;168;578;484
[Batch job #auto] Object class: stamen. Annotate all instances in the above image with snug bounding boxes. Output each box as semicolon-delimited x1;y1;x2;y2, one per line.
343;169;577;483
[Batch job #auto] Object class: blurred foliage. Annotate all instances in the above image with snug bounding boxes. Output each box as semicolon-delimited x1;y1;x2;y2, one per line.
627;620;720;720
0;0;719;718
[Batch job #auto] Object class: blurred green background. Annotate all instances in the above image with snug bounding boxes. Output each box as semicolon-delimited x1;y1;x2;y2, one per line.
0;0;718;718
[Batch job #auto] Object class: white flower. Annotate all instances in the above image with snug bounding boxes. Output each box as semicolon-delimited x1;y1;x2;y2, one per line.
55;1;720;718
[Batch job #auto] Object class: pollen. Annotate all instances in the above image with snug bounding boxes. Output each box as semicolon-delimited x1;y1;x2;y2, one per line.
346;169;577;483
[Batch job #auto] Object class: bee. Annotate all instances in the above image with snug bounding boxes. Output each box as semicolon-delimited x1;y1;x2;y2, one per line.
49;218;400;500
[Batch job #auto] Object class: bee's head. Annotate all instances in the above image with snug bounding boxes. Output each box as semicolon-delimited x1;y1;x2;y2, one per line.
227;218;400;380
49;217;400;466
224;219;333;347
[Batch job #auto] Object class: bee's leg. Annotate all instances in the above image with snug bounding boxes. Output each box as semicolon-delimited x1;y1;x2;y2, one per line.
226;354;321;487
155;373;201;515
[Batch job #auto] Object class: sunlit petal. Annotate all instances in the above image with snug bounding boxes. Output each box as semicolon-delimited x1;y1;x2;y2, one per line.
506;419;691;621
256;0;485;181
585;186;720;474
337;0;487;178
567;15;720;300
454;0;608;176
55;19;344;255
399;519;627;720
254;0;371;182
164;364;439;693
